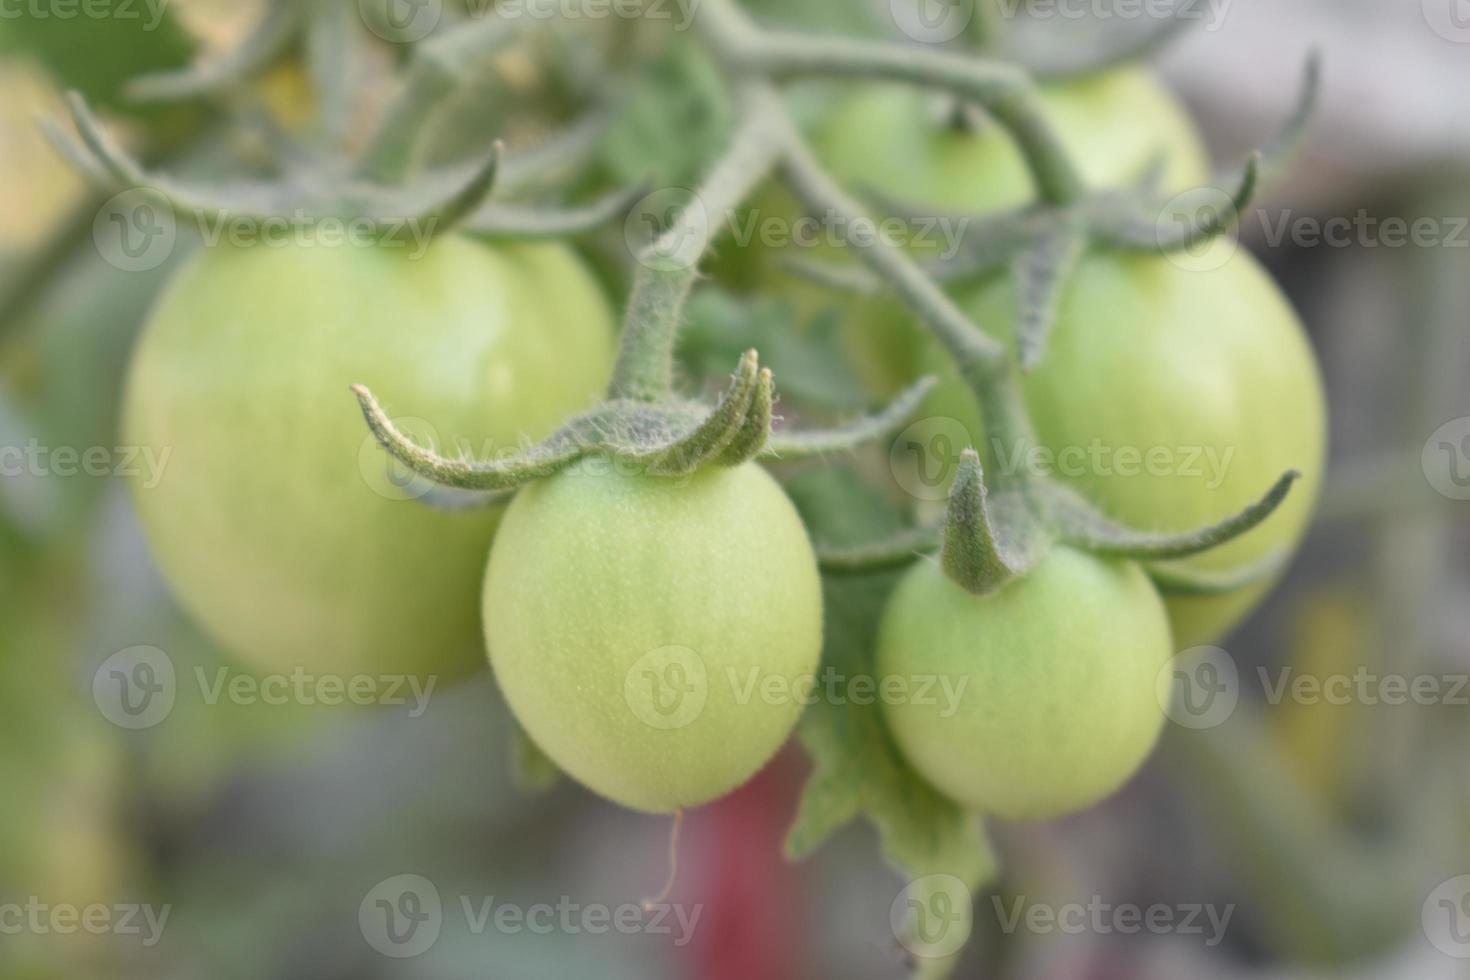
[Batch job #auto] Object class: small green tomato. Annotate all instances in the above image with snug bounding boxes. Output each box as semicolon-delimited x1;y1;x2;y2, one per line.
877;547;1172;821
483;461;823;813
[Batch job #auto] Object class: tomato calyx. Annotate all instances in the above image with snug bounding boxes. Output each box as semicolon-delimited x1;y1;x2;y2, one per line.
819;457;1302;599
352;349;939;500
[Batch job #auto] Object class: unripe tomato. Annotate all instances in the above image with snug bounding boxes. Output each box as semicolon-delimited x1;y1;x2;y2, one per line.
123;237;615;681
877;547;1172;820
484;462;823;813
926;238;1327;647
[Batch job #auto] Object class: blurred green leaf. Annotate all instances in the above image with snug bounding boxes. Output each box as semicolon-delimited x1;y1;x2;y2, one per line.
782;468;995;980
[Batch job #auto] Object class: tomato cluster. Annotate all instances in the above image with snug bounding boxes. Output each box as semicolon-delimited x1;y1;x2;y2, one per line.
115;59;1321;827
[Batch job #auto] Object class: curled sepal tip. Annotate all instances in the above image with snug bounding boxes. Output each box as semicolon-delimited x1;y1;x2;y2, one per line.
639;350;766;475
351;384;584;492
1045;470;1300;561
1099;153;1260;255
1260;51;1323;181
464;181;650;240
940;450;1046;595
1147;550;1290;597
763;375;938;460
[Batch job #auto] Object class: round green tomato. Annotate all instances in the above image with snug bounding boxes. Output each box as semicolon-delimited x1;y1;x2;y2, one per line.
484;461;823;813
123;237;615;681
922;238;1327;647
877;547;1172;820
727;66;1210;393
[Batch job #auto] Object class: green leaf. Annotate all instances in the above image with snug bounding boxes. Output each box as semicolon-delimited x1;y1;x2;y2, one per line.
601;41;734;188
782;469;998;979
678;288;870;412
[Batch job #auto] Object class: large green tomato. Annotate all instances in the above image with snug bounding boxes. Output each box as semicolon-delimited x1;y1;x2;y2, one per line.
877;547;1172;820
484;462;823;813
123;237;615;681
925;238;1327;647
727;66;1210;393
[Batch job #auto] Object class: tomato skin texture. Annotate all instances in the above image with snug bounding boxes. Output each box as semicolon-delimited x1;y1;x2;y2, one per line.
123;237;615;680
484;462;823;813
877;547;1172;821
928;239;1327;647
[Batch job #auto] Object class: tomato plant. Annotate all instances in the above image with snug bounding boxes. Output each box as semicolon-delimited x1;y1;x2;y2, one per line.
926;237;1327;647
877;546;1172;820
483;461;822;813
123;236;615;680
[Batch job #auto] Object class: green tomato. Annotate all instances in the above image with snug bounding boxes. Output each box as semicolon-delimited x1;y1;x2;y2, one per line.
484;461;823;813
924;238;1326;647
123;237;615;681
877;547;1172;820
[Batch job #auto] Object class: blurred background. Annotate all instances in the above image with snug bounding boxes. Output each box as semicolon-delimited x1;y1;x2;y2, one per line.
0;0;1466;977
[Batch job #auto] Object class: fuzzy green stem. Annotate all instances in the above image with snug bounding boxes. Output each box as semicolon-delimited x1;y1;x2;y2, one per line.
607;86;788;401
